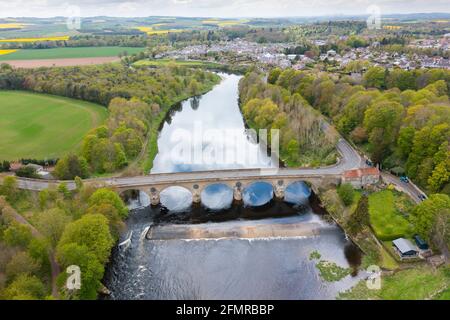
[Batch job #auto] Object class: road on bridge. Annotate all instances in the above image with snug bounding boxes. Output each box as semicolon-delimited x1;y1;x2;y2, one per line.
8;139;364;191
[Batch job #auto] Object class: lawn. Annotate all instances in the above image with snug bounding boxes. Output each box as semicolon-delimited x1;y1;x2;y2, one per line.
0;46;146;60
368;190;413;241
0;91;108;160
339;265;449;300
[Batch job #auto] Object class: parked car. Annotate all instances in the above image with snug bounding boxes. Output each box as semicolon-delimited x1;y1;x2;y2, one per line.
400;176;409;183
365;159;373;167
418;194;427;201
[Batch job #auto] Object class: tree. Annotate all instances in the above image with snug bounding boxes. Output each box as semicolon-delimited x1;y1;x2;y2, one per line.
397;126;415;160
0;176;18;202
337;183;355;206
57;214;113;264
74;176;83;191
3;222;33;248
38;189;49;210
268;68;282;84
3;274;46;300
411;194;450;246
285;139;300;163
363;67;386;89
57;183;71;199
431;209;449;259
88;188;128;219
86;203;124;240
363;100;404;163
34;208;72;248
428;154;450;193
347;195;370;235
56;243;104;300
5;251;40;281
54;154;89;180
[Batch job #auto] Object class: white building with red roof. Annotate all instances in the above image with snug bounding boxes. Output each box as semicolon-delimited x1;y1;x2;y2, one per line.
342;167;380;188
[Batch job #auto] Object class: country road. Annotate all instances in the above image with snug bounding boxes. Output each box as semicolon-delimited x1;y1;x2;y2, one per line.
381;172;425;204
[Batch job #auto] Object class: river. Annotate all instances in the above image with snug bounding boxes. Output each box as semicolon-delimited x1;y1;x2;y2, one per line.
103;73;363;300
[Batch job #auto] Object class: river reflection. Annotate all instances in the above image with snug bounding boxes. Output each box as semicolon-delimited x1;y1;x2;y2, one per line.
151;73;274;173
104;73;362;300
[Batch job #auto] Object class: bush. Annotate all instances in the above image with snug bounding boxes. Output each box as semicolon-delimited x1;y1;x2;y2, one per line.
347;195;370;235
3;274;46;300
337;183;355;206
15;166;39;179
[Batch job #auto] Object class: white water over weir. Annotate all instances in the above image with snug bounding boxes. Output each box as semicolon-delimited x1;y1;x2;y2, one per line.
146;217;323;241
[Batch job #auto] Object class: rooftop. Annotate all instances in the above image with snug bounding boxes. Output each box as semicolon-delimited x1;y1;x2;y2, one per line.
343;167;380;179
393;238;417;254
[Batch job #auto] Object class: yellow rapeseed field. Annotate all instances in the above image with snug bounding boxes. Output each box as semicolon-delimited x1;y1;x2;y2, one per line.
383;25;402;30
135;27;184;35
0;23;26;29
0;49;17;55
0;36;69;43
202;19;249;27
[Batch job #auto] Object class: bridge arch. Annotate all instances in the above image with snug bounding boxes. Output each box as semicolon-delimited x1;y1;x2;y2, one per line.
200;183;234;210
284;181;312;205
242;181;274;207
118;188;151;210
159;186;193;212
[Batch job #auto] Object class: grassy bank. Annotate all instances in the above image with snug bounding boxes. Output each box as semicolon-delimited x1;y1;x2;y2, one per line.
339;265;450;300
318;188;400;270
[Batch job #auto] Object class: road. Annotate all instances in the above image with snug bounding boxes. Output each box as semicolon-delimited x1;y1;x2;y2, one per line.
381;172;425;204
6;139;364;191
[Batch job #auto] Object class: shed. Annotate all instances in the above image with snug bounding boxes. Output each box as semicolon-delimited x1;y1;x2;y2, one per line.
393;238;418;258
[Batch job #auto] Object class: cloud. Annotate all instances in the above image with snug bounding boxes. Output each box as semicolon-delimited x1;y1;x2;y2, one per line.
0;0;449;18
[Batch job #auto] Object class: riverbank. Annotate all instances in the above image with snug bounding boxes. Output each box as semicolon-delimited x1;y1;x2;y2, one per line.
316;186;450;300
316;187;399;270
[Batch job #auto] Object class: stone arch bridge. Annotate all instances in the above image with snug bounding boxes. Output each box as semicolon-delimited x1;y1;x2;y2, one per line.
8;139;365;206
112;169;342;206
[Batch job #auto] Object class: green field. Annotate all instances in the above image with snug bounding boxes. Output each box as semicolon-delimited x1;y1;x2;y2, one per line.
0;46;146;60
368;190;413;241
134;59;223;68
339;265;449;300
0;91;108;160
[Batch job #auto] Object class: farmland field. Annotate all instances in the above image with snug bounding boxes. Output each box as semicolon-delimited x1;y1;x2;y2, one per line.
0;46;146;60
134;58;222;68
0;91;108;160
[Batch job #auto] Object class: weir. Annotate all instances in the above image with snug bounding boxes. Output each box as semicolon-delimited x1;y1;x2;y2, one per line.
146;218;323;241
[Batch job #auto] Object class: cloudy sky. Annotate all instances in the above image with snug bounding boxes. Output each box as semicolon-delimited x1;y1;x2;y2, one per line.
0;0;449;18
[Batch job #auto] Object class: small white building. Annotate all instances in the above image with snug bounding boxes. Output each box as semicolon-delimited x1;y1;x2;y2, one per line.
342;167;380;188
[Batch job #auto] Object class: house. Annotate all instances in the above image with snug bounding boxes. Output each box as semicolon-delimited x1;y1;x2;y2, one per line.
342;167;380;188
392;238;418;259
9;162;23;172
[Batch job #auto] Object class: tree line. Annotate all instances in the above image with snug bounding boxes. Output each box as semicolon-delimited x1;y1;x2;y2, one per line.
268;66;450;195
0;176;128;299
0;63;220;177
239;70;338;167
